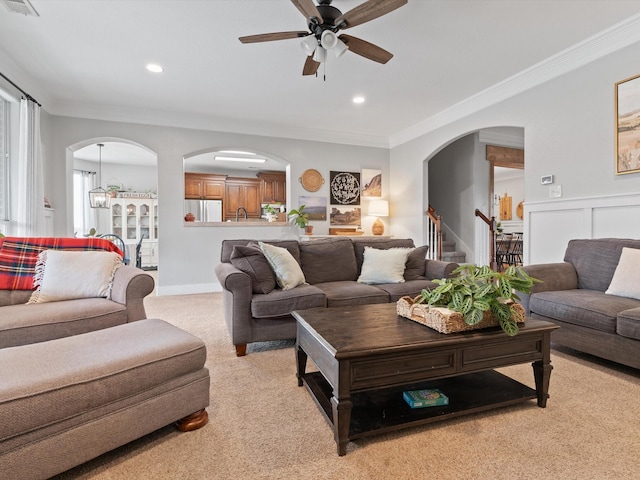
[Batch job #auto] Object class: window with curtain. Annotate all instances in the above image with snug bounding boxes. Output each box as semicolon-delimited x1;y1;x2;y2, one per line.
73;169;96;236
0;98;8;223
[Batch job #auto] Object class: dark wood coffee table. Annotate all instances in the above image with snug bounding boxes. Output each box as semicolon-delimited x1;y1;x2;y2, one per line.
293;303;558;456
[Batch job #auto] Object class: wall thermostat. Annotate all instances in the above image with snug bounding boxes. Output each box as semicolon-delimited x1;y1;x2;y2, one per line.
541;175;554;185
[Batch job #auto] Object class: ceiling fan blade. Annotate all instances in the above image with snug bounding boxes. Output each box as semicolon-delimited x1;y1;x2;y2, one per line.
338;34;393;64
302;55;320;76
239;31;309;43
291;0;323;23
335;0;407;29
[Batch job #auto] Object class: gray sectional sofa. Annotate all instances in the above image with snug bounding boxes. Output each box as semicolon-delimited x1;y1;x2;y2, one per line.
215;236;458;356
518;238;640;370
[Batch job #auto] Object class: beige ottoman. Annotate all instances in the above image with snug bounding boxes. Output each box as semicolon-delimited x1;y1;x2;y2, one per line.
0;319;210;480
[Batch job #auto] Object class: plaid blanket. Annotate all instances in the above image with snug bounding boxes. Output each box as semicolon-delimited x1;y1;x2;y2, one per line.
0;237;124;290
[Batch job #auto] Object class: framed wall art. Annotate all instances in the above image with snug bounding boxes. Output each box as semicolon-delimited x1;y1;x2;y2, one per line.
615;73;640;175
330;206;361;226
361;169;381;197
330;171;360;205
299;195;327;221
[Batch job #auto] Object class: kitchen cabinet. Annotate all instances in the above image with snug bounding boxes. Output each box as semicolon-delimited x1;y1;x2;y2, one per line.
110;198;158;268
185;173;226;200
224;177;261;220
258;171;286;204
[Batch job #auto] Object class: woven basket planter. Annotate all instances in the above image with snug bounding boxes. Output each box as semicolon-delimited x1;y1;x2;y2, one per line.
396;296;526;334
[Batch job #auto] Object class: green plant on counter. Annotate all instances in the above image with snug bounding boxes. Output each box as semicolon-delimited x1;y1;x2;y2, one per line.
288;205;309;228
417;264;540;336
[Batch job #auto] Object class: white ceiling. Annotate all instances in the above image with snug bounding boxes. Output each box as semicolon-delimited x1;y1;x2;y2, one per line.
2;0;640;154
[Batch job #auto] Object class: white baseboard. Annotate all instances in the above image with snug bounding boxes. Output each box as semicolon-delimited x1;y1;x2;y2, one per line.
156;282;222;296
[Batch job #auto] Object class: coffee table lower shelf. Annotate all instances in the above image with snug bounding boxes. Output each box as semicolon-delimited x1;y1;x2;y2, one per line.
302;369;537;440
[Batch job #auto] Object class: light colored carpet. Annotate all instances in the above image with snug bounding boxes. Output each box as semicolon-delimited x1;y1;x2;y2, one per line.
53;292;640;480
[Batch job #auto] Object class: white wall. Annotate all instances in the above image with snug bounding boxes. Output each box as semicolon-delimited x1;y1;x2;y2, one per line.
390;39;640;265
47;116;389;294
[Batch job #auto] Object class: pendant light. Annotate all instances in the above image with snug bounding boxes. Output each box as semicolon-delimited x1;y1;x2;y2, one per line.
89;143;110;208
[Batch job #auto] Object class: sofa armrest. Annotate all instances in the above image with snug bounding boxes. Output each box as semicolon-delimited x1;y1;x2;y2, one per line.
215;262;252;294
425;260;459;280
517;262;578;314
109;265;155;322
215;262;254;350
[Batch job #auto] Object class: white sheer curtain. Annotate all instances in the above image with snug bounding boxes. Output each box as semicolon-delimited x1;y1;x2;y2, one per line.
16;98;44;236
73;170;97;236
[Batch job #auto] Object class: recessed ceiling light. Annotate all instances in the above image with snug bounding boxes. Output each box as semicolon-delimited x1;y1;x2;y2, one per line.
353;96;365;104
146;64;164;73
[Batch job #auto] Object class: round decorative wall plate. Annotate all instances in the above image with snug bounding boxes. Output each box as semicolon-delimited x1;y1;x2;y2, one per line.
300;169;324;192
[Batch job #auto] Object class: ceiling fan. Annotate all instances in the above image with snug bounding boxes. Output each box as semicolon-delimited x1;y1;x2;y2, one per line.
239;0;408;76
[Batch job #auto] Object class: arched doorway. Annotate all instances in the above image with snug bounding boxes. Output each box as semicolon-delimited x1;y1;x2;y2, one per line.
425;127;524;266
70;138;158;270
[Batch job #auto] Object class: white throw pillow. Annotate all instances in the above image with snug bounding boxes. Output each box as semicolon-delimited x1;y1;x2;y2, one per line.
259;242;306;290
605;247;640;300
357;247;414;284
28;250;123;304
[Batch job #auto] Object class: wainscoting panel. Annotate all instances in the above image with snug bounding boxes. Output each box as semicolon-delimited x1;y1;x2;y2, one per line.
525;193;640;265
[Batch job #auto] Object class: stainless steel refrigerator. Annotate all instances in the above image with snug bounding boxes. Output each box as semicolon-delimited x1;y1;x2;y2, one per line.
184;199;223;222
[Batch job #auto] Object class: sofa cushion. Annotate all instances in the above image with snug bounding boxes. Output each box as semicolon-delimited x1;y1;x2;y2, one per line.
313;281;389;307
404;245;429;280
351;238;415;274
28;250;122;304
605;247;640;300
564;239;640;292
0;298;128;349
299;237;358;284
0;290;32;307
357;247;413;284
259;242;306;290
530;289;640;333
375;279;439;302
230;245;276;294
251;284;326;318
221;239;301;264
616;308;640;341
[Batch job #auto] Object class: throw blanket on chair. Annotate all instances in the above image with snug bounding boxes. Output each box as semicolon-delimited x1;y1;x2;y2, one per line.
0;237;124;290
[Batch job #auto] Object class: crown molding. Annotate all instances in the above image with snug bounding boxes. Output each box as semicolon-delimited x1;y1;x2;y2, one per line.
389;13;640;149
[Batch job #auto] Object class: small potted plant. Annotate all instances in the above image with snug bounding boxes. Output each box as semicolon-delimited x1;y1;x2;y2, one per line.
289;205;312;234
264;204;279;222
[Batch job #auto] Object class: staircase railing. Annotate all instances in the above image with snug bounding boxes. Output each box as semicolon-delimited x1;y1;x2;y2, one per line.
426;205;442;261
475;209;498;271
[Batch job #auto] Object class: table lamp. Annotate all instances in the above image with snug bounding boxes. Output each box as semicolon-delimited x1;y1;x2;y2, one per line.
368;200;389;235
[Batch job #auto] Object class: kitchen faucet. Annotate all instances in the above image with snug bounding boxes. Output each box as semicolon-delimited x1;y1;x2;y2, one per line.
235;206;248;221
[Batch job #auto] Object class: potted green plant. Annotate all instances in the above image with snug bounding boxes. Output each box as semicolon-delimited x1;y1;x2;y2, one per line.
288;205;312;234
416;264;540;336
264;204;279;222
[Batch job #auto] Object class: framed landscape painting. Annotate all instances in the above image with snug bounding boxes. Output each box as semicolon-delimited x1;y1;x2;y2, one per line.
615;73;640;175
361;169;381;197
299;195;326;221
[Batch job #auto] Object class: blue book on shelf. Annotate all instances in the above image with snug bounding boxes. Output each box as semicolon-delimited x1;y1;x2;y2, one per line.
403;388;449;408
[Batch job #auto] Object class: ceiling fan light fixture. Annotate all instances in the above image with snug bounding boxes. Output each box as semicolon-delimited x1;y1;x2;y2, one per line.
300;35;318;55
320;30;338;50
333;38;348;58
313;46;326;63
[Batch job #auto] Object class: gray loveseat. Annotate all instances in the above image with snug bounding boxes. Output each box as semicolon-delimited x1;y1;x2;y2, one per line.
215;237;458;356
518;238;640;370
0;264;155;348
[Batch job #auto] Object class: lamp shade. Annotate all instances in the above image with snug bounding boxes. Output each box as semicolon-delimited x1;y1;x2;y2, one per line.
320;30;338;49
312;45;326;63
333;38;348;58
368;200;389;217
89;188;110;209
300;35;318;55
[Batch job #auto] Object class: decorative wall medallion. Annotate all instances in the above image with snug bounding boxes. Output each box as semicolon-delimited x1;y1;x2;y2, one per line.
330;171;360;205
300;169;324;192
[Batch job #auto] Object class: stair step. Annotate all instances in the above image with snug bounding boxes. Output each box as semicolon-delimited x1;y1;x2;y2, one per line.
441;240;456;253
442;251;466;263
